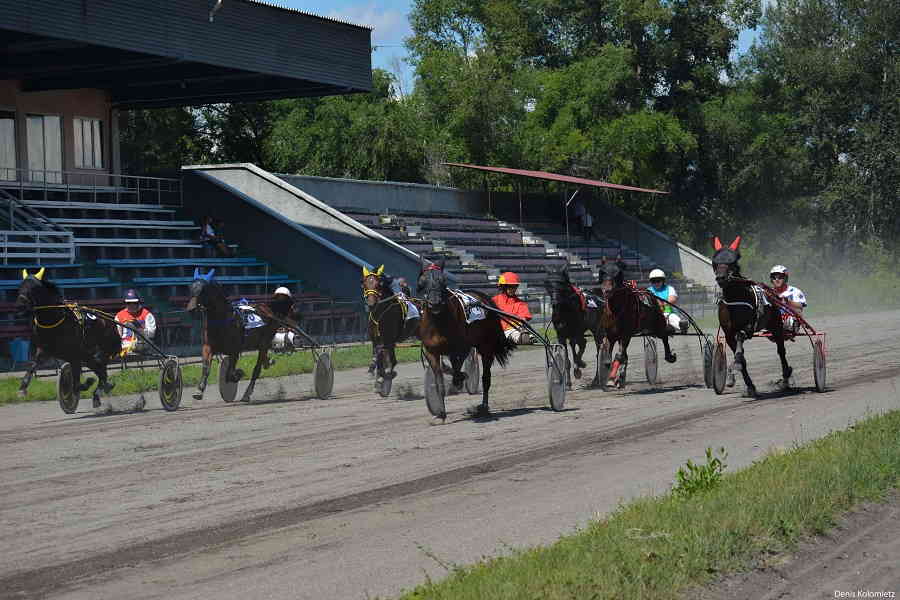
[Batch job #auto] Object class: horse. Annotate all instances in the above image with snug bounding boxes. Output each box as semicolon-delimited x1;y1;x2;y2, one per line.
596;258;676;388
543;265;605;387
417;262;516;418
15;268;121;408
362;264;420;392
712;236;792;397
186;268;280;403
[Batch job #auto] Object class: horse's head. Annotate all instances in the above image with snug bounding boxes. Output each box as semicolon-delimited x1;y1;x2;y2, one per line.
543;265;573;306
711;236;742;285
16;268;60;313
597;257;625;293
186;268;218;313
417;261;448;314
361;264;387;308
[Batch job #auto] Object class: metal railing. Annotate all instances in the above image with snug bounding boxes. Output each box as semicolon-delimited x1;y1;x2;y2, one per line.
0;168;182;206
0;230;76;264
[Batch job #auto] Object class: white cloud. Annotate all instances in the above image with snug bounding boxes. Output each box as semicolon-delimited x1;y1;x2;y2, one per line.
328;3;409;46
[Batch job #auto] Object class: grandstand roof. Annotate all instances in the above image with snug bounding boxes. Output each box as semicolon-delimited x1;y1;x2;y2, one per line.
0;0;372;108
444;163;669;195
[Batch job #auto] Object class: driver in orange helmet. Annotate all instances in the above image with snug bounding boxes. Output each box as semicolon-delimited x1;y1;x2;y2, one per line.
491;272;534;344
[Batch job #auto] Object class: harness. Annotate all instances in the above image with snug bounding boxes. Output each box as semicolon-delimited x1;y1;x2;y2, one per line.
367;293;408;338
719;281;769;334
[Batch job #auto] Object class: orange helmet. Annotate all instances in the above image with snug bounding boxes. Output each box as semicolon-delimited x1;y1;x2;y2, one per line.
497;272;521;286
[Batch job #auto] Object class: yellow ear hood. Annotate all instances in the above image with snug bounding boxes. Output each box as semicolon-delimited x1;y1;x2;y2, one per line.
35;267;45;280
362;266;371;277
376;265;384;275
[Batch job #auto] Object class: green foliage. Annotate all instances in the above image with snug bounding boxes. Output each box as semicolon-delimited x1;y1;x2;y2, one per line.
672;447;728;499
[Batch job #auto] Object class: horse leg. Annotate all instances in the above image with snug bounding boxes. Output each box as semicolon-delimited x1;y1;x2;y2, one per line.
775;334;793;390
17;347;43;398
239;349;266;403
590;335;603;387
387;345;398;379
193;343;212;400
564;336;576;388
373;343;385;387
450;351;467;390
424;350;446;419
661;334;677;363
572;335;587;379
733;332;756;398
615;338;632;388
472;352;494;417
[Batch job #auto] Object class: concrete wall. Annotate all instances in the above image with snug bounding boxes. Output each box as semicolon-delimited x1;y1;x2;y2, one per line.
0;80;112;183
278;174;488;215
183;164;442;299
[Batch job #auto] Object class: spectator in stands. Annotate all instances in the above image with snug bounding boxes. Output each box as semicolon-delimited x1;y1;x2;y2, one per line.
491;271;534;344
200;216;233;258
116;289;157;355
582;211;594;242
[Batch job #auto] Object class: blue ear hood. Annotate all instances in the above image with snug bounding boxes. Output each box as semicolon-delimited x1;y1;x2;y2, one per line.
204;268;215;281
193;267;200;280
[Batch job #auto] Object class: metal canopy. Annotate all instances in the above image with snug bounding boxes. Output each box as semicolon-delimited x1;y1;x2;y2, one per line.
443;163;669;195
1;0;373;108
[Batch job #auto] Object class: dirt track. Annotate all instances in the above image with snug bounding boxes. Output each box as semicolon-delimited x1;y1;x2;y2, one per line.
1;311;899;600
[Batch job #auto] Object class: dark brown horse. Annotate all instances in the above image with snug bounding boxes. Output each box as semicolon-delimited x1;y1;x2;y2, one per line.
417;262;516;418
187;268;279;403
712;236;792;397
544;265;604;387
362;264;420;393
15;269;121;408
597;258;676;388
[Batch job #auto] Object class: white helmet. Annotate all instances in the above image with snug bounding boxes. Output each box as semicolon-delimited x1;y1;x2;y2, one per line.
769;265;789;276
273;286;292;297
649;268;666;280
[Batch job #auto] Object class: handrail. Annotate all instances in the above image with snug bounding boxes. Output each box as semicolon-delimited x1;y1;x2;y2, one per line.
0;189;69;233
0;168;181;206
0;230;76;264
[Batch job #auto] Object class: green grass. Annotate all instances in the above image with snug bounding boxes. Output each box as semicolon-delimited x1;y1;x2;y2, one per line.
396;410;900;600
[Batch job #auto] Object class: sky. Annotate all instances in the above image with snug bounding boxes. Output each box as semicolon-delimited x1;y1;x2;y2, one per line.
284;0;761;91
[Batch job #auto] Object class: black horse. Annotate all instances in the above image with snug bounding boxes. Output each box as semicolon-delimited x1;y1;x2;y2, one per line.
417;262;516;418
15;269;121;408
596;258;676;388
712;236;792;397
362;265;419;394
186;269;280;403
544;265;604;387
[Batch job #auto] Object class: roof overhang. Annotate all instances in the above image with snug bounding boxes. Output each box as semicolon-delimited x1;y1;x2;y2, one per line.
444;163;669;195
0;0;372;108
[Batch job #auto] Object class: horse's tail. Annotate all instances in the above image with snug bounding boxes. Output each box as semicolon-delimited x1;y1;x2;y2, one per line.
494;327;517;367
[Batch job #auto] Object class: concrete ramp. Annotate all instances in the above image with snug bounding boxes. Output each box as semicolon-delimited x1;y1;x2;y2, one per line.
182;164;437;300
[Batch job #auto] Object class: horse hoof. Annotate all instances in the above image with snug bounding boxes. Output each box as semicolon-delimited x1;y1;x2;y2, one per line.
665;353;677;364
233;369;245;382
192;392;204;401
726;373;736;388
136;396;146;411
101;381;115;394
92;397;101;409
17;390;27;399
575;360;587;369
429;415;446;426
466;404;490;418
743;387;757;399
573;368;582;379
80;377;96;392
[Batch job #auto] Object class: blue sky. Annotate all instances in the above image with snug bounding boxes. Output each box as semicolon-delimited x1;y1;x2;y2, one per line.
285;1;759;89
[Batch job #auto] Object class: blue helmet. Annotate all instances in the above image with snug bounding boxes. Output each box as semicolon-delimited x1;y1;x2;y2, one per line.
124;289;141;303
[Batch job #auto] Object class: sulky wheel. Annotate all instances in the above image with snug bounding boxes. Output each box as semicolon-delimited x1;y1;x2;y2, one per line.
218;356;238;403
703;338;714;388
813;340;826;393
547;344;567;411
597;340;613;391
424;364;446;420
643;337;658;385
158;358;183;411
464;348;481;395
314;351;335;400
712;342;728;395
57;362;79;414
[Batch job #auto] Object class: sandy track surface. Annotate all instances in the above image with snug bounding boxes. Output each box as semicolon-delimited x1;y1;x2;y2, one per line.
1;311;899;600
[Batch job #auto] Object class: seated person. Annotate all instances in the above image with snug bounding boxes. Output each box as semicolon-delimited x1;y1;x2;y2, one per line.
648;269;688;334
491;272;534;344
200;216;233;258
115;289;156;355
769;265;807;334
270;286;302;350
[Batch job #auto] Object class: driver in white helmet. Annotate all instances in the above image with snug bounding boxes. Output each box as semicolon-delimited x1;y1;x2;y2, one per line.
769;265;806;334
270;286;300;351
648;269;688;334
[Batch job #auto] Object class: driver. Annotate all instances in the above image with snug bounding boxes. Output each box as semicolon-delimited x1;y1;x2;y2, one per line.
769;265;806;334
491;272;534;344
648;269;688;334
115;289;157;355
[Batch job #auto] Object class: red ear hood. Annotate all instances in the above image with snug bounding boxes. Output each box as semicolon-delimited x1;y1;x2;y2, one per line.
713;237;723;251
729;236;742;250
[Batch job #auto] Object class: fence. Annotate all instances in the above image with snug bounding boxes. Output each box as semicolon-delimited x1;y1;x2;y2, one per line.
0;168;182;206
0;230;76;264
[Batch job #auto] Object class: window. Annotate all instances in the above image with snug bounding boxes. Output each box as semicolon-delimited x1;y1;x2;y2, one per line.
26;114;62;183
0;111;15;181
74;117;103;169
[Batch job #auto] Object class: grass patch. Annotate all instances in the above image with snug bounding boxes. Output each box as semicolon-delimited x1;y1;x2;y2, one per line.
396;411;900;599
